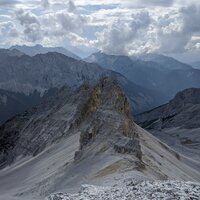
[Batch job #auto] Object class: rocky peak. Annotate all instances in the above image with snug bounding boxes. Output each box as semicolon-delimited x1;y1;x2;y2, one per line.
71;78;132;127
0;78;142;168
167;88;200;112
0;49;23;57
73;78;141;161
136;88;200;129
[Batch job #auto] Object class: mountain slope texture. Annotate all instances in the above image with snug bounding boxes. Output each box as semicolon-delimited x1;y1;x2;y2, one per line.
0;49;165;123
86;52;200;102
136;88;200;161
0;78;199;200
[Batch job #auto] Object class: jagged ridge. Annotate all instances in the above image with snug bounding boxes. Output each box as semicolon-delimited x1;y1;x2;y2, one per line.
0;78;142;169
136;88;200;129
0;78;199;200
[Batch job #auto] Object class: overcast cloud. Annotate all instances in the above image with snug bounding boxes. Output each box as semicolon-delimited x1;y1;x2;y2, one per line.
0;0;200;60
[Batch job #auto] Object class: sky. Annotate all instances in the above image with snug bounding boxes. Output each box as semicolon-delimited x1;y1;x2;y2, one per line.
0;0;200;61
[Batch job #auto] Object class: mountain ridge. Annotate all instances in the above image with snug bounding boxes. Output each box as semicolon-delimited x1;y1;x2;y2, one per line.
135;88;200;161
85;52;200;102
136;87;200;129
0;49;167;123
10;44;80;60
0;78;199;200
138;53;192;70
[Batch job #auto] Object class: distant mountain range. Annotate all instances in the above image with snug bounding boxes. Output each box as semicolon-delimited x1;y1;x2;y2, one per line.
86;52;200;101
136;88;200;160
138;53;192;70
1;47;200;124
10;44;80;60
85;52;192;71
0;46;200;199
0;49;164;123
1;46;200;124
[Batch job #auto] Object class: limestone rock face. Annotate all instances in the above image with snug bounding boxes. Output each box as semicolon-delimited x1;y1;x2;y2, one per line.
113;137;142;158
0;78;142;168
136;88;200;129
0;78;200;200
135;88;200;161
71;78;141;161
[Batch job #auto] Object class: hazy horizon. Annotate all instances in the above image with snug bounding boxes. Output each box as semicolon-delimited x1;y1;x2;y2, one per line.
0;0;200;62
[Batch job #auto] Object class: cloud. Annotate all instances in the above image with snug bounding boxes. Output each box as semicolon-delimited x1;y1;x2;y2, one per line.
87;2;200;55
156;0;174;6
138;0;174;7
0;21;18;37
11;1;88;44
56;12;86;33
154;10;186;53
15;9;41;42
123;0;174;8
0;0;200;58
0;21;19;47
181;5;200;33
93;11;152;55
68;0;77;12
0;0;20;6
157;5;200;53
15;9;39;26
131;11;151;30
41;0;50;8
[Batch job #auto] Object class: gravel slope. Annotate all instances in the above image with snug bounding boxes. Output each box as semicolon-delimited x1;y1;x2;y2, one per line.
46;180;200;200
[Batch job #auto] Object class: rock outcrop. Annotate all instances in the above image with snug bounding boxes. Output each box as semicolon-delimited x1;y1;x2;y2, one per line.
71;78;142;161
136;88;200;129
0;79;199;200
135;88;200;161
46;180;200;200
0;49;163;123
0;78;142;169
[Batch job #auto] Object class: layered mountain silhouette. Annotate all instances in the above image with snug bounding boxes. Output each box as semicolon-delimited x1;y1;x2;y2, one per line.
0;88;57;125
10;44;80;60
0;49;165;123
86;52;200;101
136;88;200;161
0;78;199;200
138;53;192;70
136;88;200;130
0;46;200;199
